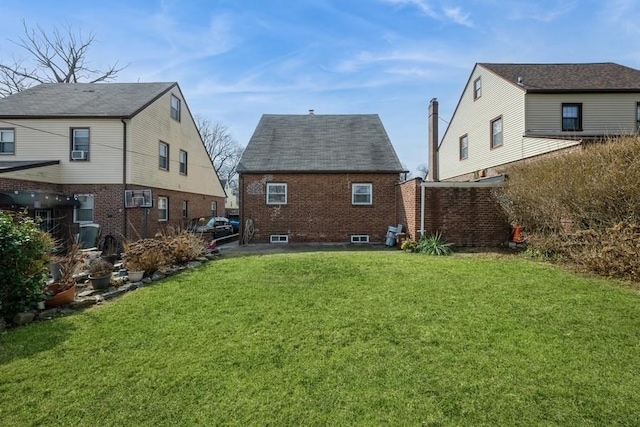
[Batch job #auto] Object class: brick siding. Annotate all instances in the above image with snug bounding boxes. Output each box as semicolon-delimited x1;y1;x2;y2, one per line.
397;178;421;239
239;173;399;243
0;177;224;245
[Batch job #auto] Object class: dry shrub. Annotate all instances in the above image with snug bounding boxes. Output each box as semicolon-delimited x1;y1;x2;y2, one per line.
122;238;172;274
163;232;205;264
499;136;640;281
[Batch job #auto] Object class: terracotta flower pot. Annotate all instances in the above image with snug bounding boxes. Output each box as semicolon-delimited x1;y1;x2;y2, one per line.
45;283;76;308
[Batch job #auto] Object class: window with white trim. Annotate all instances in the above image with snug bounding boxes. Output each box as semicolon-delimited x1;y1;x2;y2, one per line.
179;149;187;175
71;128;89;161
491;117;503;149
0;128;15;154
211;201;217;216
182;200;188;219
352;183;372;205
170;95;181;121
159;142;169;170
473;77;482;100
459;134;468;160
158;196;168;221
266;183;287;205
74;194;94;223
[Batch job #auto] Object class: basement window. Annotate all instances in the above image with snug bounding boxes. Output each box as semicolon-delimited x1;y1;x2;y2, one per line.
351;235;370;243
270;234;289;243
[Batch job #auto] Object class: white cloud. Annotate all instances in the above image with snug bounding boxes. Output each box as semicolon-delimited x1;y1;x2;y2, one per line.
443;7;473;27
381;0;473;27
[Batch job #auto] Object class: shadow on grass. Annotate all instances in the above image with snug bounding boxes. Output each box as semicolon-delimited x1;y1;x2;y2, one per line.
0;317;75;365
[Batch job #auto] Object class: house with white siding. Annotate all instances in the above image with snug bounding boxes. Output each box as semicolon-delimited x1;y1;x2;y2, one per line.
436;62;640;181
0;82;225;244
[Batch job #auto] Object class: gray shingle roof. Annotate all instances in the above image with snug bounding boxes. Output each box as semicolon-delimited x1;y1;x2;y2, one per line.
479;62;640;92
237;114;405;173
0;82;177;117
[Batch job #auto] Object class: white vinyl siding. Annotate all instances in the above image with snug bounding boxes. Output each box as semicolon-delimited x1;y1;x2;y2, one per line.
439;64;526;180
526;93;640;135
128;90;225;197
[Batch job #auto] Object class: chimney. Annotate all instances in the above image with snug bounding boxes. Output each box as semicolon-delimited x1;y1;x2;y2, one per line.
428;98;439;182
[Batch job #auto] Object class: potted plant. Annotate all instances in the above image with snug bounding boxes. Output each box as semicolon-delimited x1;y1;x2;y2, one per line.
45;244;82;307
121;238;171;280
88;258;113;290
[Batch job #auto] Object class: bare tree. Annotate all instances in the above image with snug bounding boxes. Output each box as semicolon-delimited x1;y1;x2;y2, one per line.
0;21;126;97
195;115;244;186
416;163;429;179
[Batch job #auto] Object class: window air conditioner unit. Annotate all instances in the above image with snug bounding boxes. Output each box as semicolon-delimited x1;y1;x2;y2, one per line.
71;150;87;160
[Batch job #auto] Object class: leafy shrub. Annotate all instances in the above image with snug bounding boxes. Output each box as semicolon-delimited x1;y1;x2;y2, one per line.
499;136;640;280
401;238;418;252
0;211;54;315
415;232;453;256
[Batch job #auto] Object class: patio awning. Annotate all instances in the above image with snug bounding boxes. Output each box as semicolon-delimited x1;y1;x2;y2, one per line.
0;190;80;208
0;160;60;173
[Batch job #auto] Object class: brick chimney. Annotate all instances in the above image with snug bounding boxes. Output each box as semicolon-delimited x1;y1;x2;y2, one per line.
428;98;439;182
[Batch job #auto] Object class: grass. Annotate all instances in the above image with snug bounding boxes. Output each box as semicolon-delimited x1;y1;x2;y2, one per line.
1;251;640;425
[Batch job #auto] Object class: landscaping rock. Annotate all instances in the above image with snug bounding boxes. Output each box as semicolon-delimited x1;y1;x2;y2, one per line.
187;261;202;269
119;283;138;292
13;312;35;326
38;308;59;319
60;308;75;316
94;294;105;305
78;289;96;298
70;298;97;310
151;271;166;281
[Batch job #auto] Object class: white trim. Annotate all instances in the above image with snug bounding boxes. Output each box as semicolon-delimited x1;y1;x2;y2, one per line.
266;183;288;205
351;235;370;243
73;194;94;223
421;180;503;188
158;196;168;221
352;183;372;205
270;234;289;243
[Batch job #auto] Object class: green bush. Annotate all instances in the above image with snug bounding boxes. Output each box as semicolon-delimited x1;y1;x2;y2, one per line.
415;232;453;256
0;211;54;315
499;136;640;280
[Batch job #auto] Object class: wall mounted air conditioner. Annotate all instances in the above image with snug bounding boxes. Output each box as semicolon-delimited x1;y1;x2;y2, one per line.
71;150;87;160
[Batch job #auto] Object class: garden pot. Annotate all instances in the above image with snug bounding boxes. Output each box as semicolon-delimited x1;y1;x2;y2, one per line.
49;262;63;282
45;283;76;308
127;270;144;282
89;274;112;290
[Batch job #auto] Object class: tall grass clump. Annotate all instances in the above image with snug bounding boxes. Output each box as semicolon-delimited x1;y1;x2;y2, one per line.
498;136;640;281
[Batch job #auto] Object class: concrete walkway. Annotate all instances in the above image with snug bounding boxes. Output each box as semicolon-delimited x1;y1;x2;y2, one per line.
216;241;391;256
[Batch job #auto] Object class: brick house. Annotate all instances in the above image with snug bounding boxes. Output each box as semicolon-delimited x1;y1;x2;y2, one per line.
435;62;640;181
0;82;226;245
237;113;405;243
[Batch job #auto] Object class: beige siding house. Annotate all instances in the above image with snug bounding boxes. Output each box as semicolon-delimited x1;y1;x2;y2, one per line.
0;83;225;244
437;63;640;181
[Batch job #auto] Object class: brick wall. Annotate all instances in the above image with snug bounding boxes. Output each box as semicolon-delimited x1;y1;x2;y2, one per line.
239;173;399;243
397;178;421;239
0;177;224;244
423;185;510;247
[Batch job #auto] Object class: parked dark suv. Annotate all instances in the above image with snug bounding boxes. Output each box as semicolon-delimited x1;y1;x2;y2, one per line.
187;216;233;239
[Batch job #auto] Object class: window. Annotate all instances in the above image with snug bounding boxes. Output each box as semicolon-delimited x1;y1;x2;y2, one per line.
459;134;468;160
270;235;289;243
182;200;188;219
351;235;370;243
636;103;640;133
74;194;94;223
158;196;168;221
491;117;503;149
266;183;287;205
0;128;15;154
211;201;217;216
473;77;482;100
71;128;89;161
159;142;169;170
170;95;181;121
352;183;372;205
562;103;582;131
179;150;187;175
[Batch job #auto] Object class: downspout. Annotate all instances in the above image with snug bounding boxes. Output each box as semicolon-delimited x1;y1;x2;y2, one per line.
121;119;128;240
420;183;425;238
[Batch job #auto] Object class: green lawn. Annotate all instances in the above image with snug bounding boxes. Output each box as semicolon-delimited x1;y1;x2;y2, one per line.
1;251;640;426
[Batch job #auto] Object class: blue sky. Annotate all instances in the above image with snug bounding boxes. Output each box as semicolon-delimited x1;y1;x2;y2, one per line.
2;0;640;175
